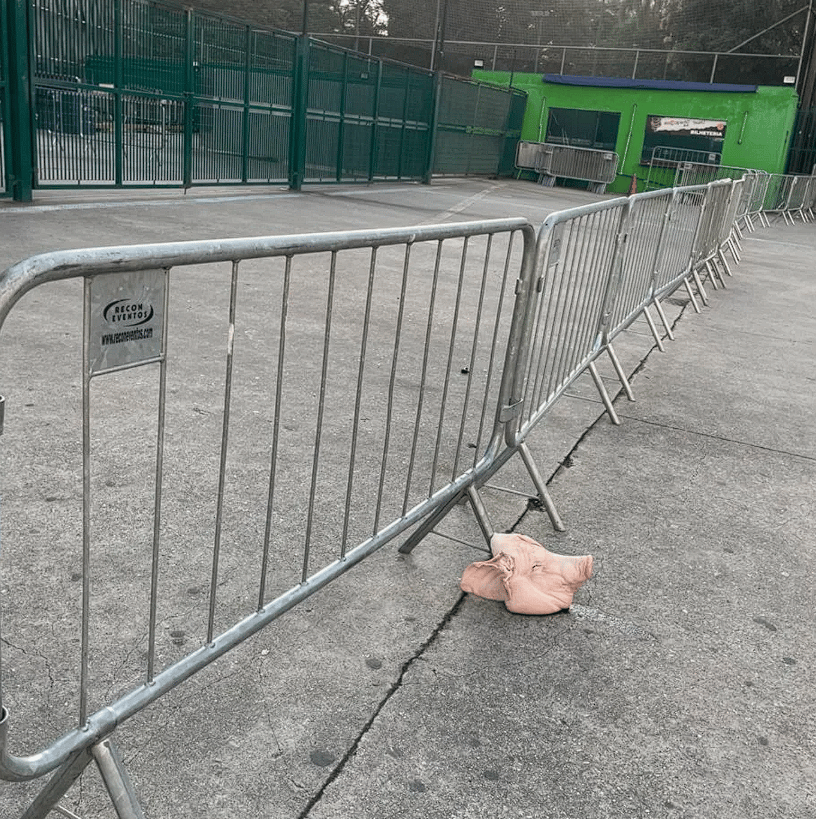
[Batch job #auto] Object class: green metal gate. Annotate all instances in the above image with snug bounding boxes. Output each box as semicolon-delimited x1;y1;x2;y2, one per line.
434;76;526;177
30;0;299;189
303;40;434;184
0;0;524;200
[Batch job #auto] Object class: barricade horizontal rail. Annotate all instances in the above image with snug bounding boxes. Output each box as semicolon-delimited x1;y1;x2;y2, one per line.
0;171;775;816
0;218;535;796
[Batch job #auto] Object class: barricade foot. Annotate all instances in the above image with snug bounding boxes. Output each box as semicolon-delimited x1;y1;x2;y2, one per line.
641;306;665;353
605;343;636;399
683;277;702;313
718;248;734;277
653;298;675;341
691;268;709;306
518;442;565;532
588;361;620;425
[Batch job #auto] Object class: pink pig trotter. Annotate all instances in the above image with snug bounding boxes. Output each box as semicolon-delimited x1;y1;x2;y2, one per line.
460;532;594;615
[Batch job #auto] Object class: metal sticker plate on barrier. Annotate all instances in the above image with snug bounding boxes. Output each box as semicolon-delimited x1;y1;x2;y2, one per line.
87;270;166;375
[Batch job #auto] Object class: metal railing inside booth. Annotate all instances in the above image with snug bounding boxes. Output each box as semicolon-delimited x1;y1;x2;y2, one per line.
515;141;619;193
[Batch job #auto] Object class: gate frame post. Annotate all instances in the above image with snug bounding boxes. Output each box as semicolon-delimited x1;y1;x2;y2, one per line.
5;0;34;202
288;34;310;191
422;71;442;185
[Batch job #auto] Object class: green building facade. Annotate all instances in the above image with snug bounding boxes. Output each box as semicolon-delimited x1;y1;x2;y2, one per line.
473;71;799;194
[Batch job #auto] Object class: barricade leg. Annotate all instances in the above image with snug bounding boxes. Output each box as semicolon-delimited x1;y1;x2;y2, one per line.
91;739;146;819
683;277;702;313
703;259;721;290
18;739;146;819
652;298;675;341
587;361;620;425
466;485;494;544
640;306;665;353
605;343;637;398
719;247;735;275
20;748;93;819
712;258;728;287
397;485;495;554
690;268;709;306
398;490;469;554
518;442;565;532
727;233;741;262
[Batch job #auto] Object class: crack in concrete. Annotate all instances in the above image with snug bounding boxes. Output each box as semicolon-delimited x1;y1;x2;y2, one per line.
292;306;683;816
296;591;468;819
613;413;816;462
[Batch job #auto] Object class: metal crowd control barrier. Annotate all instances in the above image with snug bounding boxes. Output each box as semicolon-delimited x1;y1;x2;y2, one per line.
450;179;742;540
761;174;816;224
0;175;757;817
0;218;535;816
745;172;772;230
514;141;619;193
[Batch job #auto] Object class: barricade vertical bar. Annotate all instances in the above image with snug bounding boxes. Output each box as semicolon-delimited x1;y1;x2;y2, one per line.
430;238;470;492
80;279;93;726
374;243;412;533
259;257;292;604
208;260;241;643
402;242;442;517
147;270;171;681
452;235;493;479
650;191;678;340
345;249;379;554
469;235;516;469
302;251;338;581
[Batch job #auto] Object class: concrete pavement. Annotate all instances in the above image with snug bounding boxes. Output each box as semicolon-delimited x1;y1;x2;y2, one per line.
0;181;813;819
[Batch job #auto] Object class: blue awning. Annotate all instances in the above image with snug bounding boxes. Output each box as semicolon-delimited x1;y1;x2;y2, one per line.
543;75;758;93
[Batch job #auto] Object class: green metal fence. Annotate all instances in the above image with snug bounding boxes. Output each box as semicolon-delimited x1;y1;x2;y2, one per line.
434;76;526;177
0;2;7;196
0;0;525;200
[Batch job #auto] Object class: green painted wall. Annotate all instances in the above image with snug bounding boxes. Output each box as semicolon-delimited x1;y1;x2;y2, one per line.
472;71;799;194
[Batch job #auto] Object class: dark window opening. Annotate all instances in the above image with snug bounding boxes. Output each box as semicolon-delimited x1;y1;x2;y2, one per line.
546;108;620;151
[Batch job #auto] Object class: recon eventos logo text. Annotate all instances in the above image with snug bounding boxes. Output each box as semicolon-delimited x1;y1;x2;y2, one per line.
102;298;155;327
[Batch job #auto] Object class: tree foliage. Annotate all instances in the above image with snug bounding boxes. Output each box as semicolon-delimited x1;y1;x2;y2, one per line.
380;0;807;55
185;0;385;36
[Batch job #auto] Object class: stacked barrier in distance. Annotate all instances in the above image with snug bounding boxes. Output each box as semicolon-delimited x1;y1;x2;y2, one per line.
0;173;795;818
514;141;619;193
